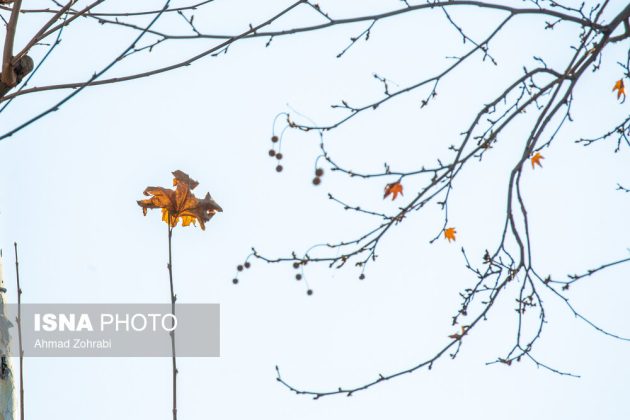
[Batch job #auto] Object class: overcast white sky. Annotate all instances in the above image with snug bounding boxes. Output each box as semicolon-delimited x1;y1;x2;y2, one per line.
0;1;629;419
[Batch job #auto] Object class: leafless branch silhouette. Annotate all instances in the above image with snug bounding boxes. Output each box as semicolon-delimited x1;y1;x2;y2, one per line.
229;0;630;398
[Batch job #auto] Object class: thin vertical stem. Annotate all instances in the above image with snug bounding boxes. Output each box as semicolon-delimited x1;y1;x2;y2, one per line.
13;242;23;420
167;223;177;420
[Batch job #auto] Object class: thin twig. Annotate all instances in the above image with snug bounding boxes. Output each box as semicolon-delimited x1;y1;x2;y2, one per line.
167;224;178;420
13;242;24;420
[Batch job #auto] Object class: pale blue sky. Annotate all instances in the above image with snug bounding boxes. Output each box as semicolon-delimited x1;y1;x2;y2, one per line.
0;1;629;419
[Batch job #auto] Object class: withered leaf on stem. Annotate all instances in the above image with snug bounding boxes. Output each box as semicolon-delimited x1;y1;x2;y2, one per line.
137;170;222;230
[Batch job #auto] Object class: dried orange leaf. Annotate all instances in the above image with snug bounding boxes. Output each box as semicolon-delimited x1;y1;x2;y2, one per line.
449;325;468;339
530;152;544;169
139;186;176;216
444;227;457;242
172;170;199;190
384;181;403;201
613;79;625;100
138;170;222;230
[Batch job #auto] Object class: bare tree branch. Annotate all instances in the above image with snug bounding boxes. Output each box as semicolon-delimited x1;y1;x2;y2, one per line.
231;1;630;398
1;0;22;86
